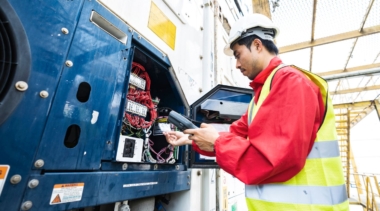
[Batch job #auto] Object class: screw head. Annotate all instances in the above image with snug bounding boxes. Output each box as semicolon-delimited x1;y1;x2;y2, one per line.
154;164;158;170
122;163;128;170
15;81;28;91
61;27;69;34
65;60;73;67
175;165;179;170
39;90;49;98
10;175;22;184
21;201;33;210
28;179;39;189
34;159;44;168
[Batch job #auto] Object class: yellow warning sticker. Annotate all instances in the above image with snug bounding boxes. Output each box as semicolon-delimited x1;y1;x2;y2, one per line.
50;183;84;205
0;165;10;197
148;2;176;50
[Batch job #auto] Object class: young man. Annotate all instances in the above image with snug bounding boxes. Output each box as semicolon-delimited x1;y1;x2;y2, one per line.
164;13;348;211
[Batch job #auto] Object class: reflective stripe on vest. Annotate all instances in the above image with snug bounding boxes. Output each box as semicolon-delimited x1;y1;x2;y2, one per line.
246;184;347;205
245;64;348;210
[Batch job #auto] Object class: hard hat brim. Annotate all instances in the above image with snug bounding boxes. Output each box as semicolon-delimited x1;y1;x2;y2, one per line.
224;43;234;56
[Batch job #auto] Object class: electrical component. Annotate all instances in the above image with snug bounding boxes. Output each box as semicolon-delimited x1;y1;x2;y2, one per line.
116;135;144;162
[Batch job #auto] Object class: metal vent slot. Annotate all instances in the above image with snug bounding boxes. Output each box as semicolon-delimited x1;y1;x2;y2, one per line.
0;11;16;101
90;10;127;44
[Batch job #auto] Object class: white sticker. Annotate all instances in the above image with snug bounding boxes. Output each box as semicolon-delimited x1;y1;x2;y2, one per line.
50;183;84;205
123;182;158;188
0;165;10;197
91;110;99;124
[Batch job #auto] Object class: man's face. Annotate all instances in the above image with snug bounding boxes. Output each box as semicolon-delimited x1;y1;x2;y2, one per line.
232;40;261;80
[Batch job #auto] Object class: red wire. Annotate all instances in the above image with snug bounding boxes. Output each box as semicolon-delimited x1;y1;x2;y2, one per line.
124;62;157;129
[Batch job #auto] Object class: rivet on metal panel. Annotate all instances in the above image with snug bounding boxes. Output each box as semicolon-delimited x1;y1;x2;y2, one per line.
154;164;158;170
187;175;190;179
10;175;22;184
39;91;49;98
175;165;179;170
200;26;203;31
28;179;39;189
128;27;133;32
61;28;69;34
138;35;142;39
197;170;202;176
21;201;33;210
199;55;203;60
34;159;44;168
83;151;87;155
65;60;73;67
15;81;28;91
187;182;190;186
122;163;128;170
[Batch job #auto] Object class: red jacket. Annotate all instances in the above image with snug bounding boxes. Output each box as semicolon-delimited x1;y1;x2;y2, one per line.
192;57;325;185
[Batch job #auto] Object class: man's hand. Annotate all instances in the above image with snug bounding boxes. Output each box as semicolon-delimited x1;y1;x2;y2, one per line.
185;123;220;152
163;131;192;146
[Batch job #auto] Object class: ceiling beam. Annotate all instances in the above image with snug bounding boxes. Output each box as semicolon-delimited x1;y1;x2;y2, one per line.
318;63;380;77
341;0;374;72
279;25;380;53
251;0;271;19
330;85;380;95
333;101;373;109
309;0;317;72
359;0;375;32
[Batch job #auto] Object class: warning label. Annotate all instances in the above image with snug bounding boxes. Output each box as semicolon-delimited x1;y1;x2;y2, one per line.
50;183;84;205
0;165;10;197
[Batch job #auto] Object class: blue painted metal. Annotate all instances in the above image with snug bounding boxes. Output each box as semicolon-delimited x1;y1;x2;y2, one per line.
0;1;86;210
0;0;190;210
22;170;190;211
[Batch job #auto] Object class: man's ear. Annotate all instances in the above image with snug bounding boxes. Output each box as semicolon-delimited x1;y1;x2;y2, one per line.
252;39;262;52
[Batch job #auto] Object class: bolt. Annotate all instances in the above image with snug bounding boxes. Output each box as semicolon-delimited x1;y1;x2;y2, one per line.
65;60;73;67
154;164;158;170
197;170;202;176
128;27;133;32
175;165;179;170
187;175;190;179
61;27;69;34
187;182;190;186
39;90;49;98
34;159;44;168
122;163;128;170
15;81;28;91
10;175;22;184
28;179;39;189
21;201;33;210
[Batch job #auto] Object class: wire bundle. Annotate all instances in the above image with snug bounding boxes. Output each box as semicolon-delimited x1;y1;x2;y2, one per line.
124;62;157;129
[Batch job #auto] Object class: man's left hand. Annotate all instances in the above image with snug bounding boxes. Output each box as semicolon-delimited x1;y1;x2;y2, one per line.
185;123;220;152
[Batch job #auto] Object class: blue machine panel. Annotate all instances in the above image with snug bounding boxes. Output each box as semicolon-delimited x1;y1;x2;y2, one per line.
21;170;190;210
34;0;132;171
0;0;190;210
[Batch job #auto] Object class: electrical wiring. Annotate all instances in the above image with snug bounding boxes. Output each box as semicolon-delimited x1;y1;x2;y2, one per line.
124;62;158;129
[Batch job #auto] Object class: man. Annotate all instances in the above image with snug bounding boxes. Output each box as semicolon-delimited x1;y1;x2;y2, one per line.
164;13;348;211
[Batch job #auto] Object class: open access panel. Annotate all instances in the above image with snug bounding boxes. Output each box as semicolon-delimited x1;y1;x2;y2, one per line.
188;85;253;168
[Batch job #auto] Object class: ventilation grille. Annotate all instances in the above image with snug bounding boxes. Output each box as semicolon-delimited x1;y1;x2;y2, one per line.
0;7;17;101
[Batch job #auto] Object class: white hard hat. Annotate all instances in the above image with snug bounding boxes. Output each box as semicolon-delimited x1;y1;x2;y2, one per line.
224;13;280;56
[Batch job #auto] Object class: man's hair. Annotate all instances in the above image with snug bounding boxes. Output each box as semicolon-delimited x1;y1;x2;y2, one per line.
234;35;279;55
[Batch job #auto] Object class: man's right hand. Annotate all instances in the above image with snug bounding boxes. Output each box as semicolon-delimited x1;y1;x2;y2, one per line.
163;131;192;146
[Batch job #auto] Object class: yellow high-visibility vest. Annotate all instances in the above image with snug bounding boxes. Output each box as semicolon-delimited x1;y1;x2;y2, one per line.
246;64;349;211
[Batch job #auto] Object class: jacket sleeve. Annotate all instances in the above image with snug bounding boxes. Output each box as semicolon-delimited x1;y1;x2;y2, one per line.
214;68;324;185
